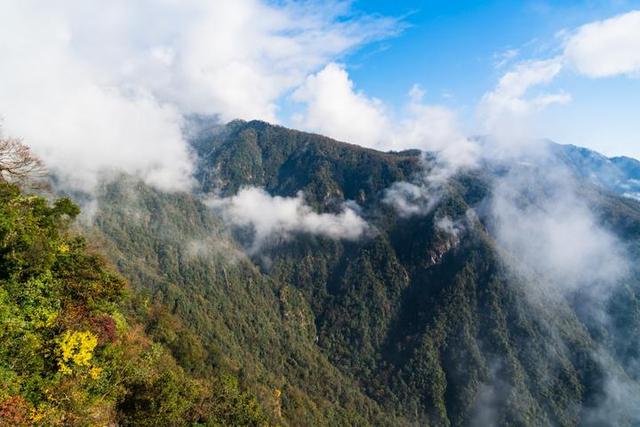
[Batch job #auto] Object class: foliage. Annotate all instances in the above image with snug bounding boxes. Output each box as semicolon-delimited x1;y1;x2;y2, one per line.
184;121;640;425
0;182;269;426
91;176;398;426
57;330;99;375
5;120;636;426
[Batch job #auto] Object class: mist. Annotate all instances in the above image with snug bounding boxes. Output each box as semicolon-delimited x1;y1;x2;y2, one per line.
207;187;370;253
374;10;640;421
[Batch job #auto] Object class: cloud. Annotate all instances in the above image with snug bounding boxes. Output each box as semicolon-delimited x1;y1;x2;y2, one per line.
376;84;478;217
152;0;399;122
478;58;570;141
207;187;369;252
479;10;640;143
0;1;398;192
291;63;392;148
435;215;467;239
493;48;520;69
400;85;479;170
0;2;193;192
490;160;629;295
383;181;436;218
381;85;480;217
564;10;640;78
293;64;478;170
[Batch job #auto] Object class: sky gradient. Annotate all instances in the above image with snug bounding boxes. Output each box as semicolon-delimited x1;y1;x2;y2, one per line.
328;0;640;157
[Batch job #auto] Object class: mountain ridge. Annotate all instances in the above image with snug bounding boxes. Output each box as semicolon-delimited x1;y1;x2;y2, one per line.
74;119;640;425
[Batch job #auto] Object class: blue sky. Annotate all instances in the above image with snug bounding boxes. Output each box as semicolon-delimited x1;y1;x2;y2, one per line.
313;0;640;157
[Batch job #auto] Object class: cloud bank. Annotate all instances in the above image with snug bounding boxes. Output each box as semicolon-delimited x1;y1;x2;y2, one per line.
490;163;629;294
207;187;369;252
0;2;193;192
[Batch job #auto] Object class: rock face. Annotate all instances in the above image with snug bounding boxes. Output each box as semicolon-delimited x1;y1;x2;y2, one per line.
88;119;640;426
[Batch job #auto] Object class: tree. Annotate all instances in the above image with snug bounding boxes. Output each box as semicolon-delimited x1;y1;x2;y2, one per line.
0;137;46;187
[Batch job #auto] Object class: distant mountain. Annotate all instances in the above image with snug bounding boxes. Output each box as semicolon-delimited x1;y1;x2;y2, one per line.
77;119;640;426
550;142;640;200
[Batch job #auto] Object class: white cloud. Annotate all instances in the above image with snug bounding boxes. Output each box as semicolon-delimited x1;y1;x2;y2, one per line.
435;216;464;239
293;65;478;166
208;187;369;252
564;10;640;78
400;84;479;170
479;58;570;140
160;0;398;122
291;63;391;148
380;88;480;215
490;164;629;293
0;2;194;192
382;181;435;217
493;48;519;69
0;1;398;192
478;10;640;145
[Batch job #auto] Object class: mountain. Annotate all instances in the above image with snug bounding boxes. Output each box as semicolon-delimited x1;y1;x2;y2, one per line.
550;142;640;200
7;119;639;425
67;119;639;426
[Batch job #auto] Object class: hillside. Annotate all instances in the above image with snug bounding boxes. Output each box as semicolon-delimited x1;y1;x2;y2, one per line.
77;120;640;426
0;181;271;425
4;3;640;426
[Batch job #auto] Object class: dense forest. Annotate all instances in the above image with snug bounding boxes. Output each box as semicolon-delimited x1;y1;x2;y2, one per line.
0;146;268;425
2;120;640;425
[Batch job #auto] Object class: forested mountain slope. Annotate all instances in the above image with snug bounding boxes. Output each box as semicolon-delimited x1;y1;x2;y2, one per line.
89;177;398;426
0;181;270;426
80;120;640;426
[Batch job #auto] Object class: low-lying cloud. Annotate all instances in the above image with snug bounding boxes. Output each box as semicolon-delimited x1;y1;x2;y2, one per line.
490;162;629;294
207;187;369;252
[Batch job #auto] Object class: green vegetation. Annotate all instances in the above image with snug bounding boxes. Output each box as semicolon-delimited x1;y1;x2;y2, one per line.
3;120;640;425
0;182;268;426
77;120;640;425
90;176;400;426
